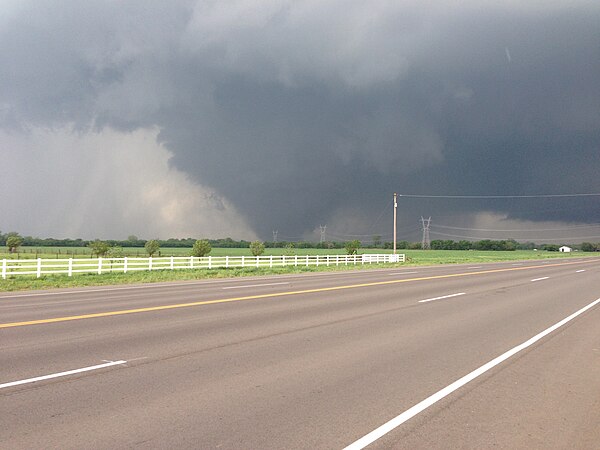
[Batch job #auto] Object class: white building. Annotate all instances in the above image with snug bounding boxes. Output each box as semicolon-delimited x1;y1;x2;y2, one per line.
559;246;572;252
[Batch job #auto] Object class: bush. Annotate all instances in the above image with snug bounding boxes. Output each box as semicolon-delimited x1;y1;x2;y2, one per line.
145;239;160;256
249;240;265;256
345;239;361;255
88;240;110;257
192;239;212;257
107;246;124;258
6;233;24;253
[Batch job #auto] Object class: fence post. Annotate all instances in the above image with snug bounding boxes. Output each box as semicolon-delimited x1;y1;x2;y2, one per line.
306;255;309;267
98;257;102;275
256;256;260;268
149;257;153;271
269;255;273;268
295;255;298;267
354;254;357;265
225;255;229;268
208;255;212;269
326;255;329;266
68;258;73;277
282;255;286;267
124;257;128;273
316;255;319;267
336;255;339;266
1;259;6;279
241;255;245;268
170;256;174;270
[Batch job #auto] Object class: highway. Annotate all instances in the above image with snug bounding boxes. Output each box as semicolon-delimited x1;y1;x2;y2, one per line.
1;258;600;449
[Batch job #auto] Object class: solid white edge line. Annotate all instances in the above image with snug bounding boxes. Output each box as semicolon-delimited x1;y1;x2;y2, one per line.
0;360;127;389
576;270;586;273
387;272;419;275
418;293;466;303
531;277;550;282
222;282;290;290
343;297;600;450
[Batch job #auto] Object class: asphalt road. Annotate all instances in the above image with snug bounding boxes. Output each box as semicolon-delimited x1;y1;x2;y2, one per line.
1;258;600;449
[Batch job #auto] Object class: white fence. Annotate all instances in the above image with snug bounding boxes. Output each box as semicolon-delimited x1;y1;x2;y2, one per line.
1;253;405;279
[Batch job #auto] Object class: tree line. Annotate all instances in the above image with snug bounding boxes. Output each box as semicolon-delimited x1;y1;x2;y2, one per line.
0;233;252;249
2;231;598;254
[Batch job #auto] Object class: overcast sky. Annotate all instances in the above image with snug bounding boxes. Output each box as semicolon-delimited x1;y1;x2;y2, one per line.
1;1;599;242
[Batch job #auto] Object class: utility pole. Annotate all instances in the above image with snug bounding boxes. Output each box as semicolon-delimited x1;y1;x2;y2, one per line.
421;216;431;250
319;225;327;244
393;193;397;255
272;230;278;245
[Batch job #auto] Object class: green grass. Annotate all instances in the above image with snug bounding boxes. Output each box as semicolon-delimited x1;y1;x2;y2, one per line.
400;249;588;265
0;262;404;292
0;248;593;292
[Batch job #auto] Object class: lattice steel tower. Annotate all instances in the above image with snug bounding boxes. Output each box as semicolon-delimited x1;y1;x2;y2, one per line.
319;225;327;244
421;216;431;250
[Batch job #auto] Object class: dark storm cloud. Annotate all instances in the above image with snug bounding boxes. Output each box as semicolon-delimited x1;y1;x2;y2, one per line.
2;1;599;240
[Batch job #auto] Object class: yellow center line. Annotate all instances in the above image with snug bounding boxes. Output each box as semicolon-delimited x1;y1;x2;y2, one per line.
0;259;592;329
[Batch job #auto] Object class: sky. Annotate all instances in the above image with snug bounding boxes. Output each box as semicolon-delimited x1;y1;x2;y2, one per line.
1;1;599;243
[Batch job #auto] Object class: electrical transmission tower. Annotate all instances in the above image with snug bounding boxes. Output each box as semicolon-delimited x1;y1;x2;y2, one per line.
319;225;327;244
272;230;278;244
421;216;431;250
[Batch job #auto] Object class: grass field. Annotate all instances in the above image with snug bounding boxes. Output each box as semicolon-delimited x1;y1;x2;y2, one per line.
0;247;594;292
400;249;586;265
0;246;589;261
0;246;370;259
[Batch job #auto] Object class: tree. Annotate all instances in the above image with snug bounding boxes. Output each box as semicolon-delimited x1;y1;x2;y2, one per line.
580;242;597;252
284;242;296;256
372;235;382;248
107;246;124;258
88;239;110;257
249;240;265;256
127;235;139;242
145;239;160;256
541;244;560;252
191;239;211;257
345;239;361;255
6;233;23;253
457;240;473;250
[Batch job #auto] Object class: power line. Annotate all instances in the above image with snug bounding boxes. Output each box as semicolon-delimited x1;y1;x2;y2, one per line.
398;193;600;199
430;230;600;242
366;199;393;233
431;223;600;232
